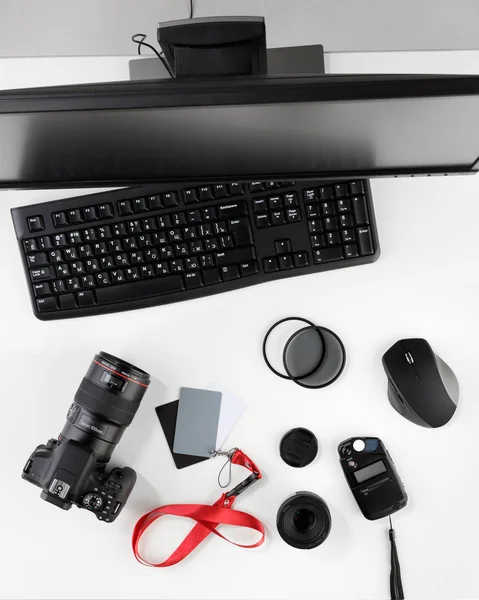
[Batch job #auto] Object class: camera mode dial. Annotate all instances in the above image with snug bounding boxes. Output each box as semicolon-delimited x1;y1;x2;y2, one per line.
83;492;103;511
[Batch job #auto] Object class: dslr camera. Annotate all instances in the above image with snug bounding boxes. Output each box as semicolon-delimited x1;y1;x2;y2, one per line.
22;352;150;522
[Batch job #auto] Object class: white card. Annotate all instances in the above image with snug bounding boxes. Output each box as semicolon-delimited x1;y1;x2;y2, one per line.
208;383;248;449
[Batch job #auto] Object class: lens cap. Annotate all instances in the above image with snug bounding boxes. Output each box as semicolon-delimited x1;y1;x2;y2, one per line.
280;428;318;468
283;325;346;389
277;492;332;549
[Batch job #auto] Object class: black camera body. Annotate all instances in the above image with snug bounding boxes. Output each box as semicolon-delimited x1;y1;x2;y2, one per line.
23;352;150;522
338;437;407;520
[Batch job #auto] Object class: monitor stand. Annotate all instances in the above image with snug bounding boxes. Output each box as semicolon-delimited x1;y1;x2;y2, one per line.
129;16;324;81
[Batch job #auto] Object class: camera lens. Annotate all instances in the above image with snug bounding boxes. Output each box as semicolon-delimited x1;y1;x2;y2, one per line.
292;508;315;533
74;351;150;426
277;492;332;549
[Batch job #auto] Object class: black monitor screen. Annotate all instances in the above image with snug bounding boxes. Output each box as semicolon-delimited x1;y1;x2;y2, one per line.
1;75;479;187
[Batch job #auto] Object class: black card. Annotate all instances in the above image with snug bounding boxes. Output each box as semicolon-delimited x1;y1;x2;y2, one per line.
155;400;210;470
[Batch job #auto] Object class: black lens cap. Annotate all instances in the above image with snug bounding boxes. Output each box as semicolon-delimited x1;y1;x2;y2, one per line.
277;492;332;549
280;428;318;468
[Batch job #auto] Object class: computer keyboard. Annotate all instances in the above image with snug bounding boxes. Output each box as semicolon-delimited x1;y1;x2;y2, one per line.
11;179;379;320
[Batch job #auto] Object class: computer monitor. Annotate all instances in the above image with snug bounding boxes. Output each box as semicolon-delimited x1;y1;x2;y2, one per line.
1;74;479;188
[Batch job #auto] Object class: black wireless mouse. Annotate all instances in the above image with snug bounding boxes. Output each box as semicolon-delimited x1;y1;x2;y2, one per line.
382;338;459;428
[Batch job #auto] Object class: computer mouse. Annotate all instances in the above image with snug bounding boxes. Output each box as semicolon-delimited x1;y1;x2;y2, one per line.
382;338;459;428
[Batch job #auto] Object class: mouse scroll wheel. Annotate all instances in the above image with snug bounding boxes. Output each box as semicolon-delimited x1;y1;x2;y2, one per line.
405;352;414;365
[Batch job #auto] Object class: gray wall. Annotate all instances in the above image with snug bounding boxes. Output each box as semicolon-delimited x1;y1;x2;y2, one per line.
1;0;479;57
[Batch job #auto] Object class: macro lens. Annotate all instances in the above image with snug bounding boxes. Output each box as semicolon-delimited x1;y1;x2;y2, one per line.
60;351;150;461
277;492;332;549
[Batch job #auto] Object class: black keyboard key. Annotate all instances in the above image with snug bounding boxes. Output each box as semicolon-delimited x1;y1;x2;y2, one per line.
278;255;293;270
293;252;310;268
28;216;44;232
163;192;179;208
249;181;264;193
52;280;66;294
83;228;97;242
71;261;85;274
187;210;202;224
168;229;182;243
68;209;84;224
98;203;114;219
33;282;51;297
202;268;220;285
352;196;370;225
113;222;127;237
86;259;100;273
357;227;374;255
96;276;185;304
341;229;355;244
200;254;215;269
139;265;154;279
229;218;253;246
53;211;69;227
182;226;197;240
170;259;184;273
286;208;301;223
56;264;70;277
214;221;228;235
271;211;285;226
38;236;53;250
172;212;187;226
125;267;141;281
220;265;240;281
218;201;247;219
160;246;174;260
153;232;168;246
100;256;115;270
326;232;340;245
311;234;325;248
127;220;142;234
219;235;235;249
158;215;171;229
350;181;365;196
79;245;93;258
321;202;336;216
303;189;319;202
183;188;199;204
344;244;359;258
265;181;278;190
323;217;338;231
59;293;77;310
239;261;259;277
154;261;169;275
263;257;278;273
81;275;96;288
216;247;255;267
306;204;320;218
308;220;322;233
339;213;354;228
284;192;298;207
36;296;57;312
30;266;55;282
319;186;333;200
275;239;291;255
24;239;38;253
334;183;348;198
204;238;218;252
124;237;138;250
229;182;244;196
84;206;99;221
147;195;162;211
115;253;129;267
268;195;282;210
67;277;82;292
202;207;218;222
143;218;158;232
68;231;83;245
199;186;214;201
255;213;270;229
184;271;203;289
184;257;200;270
174;243;189;257
313;247;344;264
118;200;134;216
94;242;109;255
77;290;96;307
337;198;351;213
53;233;68;248
252;198;267;214
138;234;153;248
214;184;228;199
96;272;111;286
27;253;49;267
64;248;78;261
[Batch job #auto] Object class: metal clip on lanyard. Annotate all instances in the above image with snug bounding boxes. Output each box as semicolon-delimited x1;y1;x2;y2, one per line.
132;449;265;567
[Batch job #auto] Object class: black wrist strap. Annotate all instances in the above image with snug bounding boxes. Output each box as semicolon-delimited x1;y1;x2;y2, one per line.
389;516;405;600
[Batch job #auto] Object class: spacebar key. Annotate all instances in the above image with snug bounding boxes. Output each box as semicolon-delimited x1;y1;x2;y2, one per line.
96;276;185;305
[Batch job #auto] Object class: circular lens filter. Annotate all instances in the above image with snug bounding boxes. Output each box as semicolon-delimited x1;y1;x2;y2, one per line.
283;326;346;389
262;317;325;380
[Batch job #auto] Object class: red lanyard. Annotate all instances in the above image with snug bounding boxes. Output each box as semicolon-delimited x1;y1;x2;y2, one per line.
132;449;265;567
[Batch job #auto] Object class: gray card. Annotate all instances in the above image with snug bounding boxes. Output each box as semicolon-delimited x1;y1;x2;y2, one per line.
173;388;222;458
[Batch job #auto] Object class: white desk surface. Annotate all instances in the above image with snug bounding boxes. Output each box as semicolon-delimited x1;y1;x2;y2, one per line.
1;50;479;600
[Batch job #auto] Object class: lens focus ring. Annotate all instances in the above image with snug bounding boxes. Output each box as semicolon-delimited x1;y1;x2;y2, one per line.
74;379;140;426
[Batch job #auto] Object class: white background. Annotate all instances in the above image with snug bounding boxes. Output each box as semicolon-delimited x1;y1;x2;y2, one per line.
1;50;479;600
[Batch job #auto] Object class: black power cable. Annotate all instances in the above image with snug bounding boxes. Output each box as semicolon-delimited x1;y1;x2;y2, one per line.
131;0;194;78
388;516;405;600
